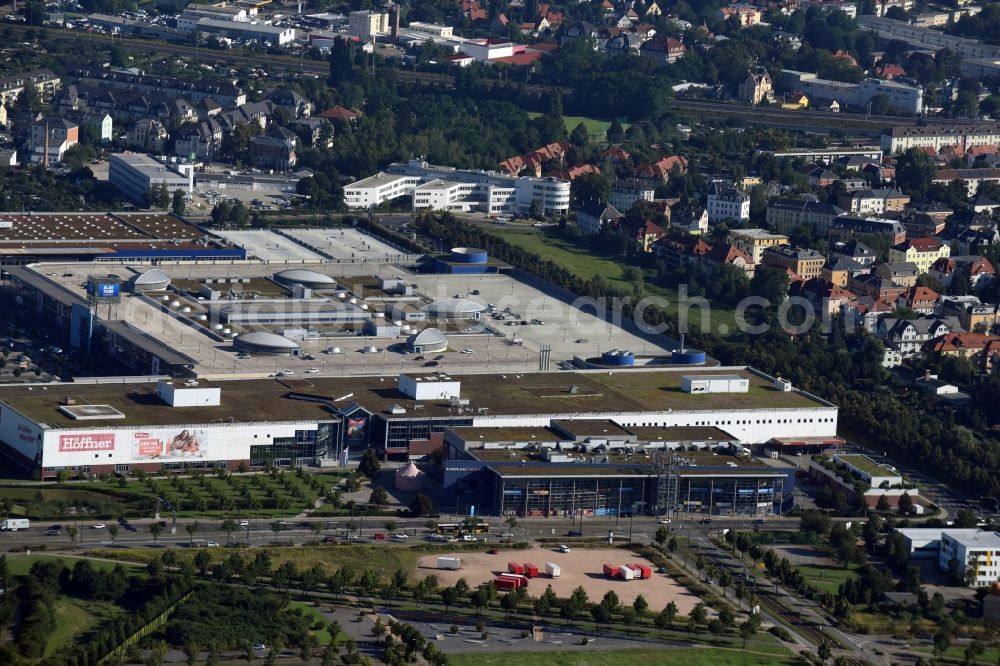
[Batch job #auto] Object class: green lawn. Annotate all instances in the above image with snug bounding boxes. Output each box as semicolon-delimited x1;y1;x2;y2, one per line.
914;645;1000;664
5;553;143;577
448;647;800;666
526;112;630;141
44;598;96;659
88;544;421;582
490;227;634;289
288;601;349;645
793;564;858;595
487;227;742;338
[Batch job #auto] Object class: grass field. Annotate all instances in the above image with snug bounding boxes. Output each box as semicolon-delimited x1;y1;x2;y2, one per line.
288;601;350;645
793;564;858;595
45;598;96;659
526;112;630;141
88;544;422;581
5;553;143;577
448;647;801;666
487;227;742;337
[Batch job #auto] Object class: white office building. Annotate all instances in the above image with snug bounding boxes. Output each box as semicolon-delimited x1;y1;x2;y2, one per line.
345;160;570;215
940;530;1000;586
781;70;923;115
109;153;194;204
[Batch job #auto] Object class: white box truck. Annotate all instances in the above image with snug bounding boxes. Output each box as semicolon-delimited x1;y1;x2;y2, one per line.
544;562;561;578
437;556;461;570
1;518;29;531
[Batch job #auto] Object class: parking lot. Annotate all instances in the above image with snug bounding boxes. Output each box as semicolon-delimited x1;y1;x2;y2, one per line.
407;273;673;362
283;227;412;263
212;230;327;262
417;547;699;612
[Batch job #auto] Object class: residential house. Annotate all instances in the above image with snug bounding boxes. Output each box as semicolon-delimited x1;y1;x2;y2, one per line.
670;204;709;234
561;21;599;47
876;316;954;366
924;332;1000;370
633;155;688;183
72;112;113;143
707;181;750;223
739;67;774;105
897;285;940;314
655;233;712;267
551;164;601;181
317;105;361;123
250;135;297;171
598;145;631;166
577;201;624;235
838;188;910;215
954;227;1000;255
703;243;754;276
848;273;907;302
929;255;996;288
499;140;570;177
638;36;686;65
971;194;1000;214
0;68;61;107
719;4;762;26
795;278;856;317
766;198;845;235
609;178;655;212
729;228;788;264
289;117;332;149
938;295;1000;332
829;215;907;245
621;217;666;252
875;261;920;287
174;119;223;160
822;257;868;287
888;237;950;273
29;117;78;165
901;212;946;238
830;239;880;267
268;88;314;119
762;245;825;279
127;119;169;153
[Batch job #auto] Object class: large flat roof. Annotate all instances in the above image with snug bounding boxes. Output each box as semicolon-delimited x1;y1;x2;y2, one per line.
0;212;203;243
0;367;832;429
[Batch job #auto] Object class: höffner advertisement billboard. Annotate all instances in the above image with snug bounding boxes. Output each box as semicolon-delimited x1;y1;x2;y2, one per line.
40;421;318;467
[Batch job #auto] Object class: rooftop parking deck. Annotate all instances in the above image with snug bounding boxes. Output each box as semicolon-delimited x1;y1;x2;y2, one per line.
0;367;831;429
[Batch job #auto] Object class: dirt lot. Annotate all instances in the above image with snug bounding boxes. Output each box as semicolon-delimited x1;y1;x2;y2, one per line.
416;546;700;613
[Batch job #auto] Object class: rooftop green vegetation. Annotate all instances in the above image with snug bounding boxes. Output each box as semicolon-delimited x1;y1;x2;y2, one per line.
834;454;895;477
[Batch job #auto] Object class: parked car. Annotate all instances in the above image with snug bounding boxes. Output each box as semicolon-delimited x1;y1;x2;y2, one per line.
461;534;477;542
